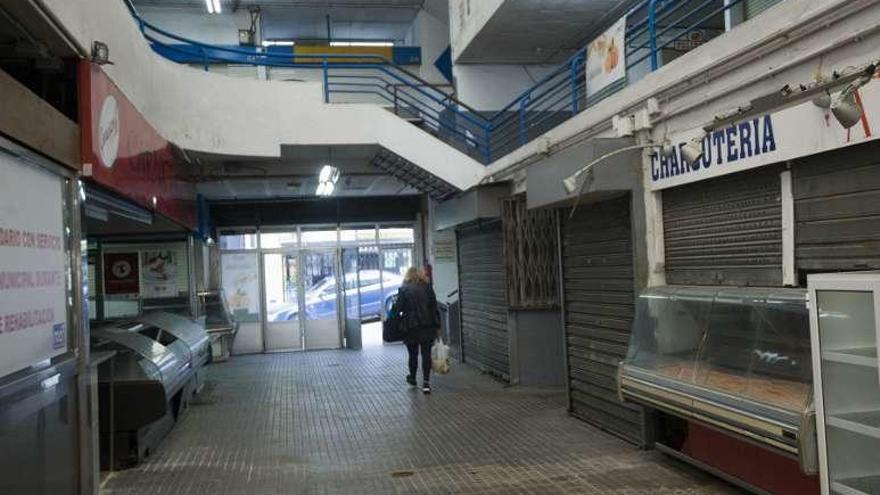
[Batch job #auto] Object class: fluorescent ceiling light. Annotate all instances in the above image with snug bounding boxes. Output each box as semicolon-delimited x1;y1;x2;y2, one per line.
205;0;214;14
318;165;340;184
329;41;394;47
212;0;222;14
262;40;295;47
316;181;335;197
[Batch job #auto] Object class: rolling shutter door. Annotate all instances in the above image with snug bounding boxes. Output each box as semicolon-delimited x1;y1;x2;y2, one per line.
794;142;880;273
562;195;643;444
457;221;509;381
663;166;783;286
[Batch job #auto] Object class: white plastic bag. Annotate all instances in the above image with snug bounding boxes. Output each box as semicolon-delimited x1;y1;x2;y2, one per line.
431;339;450;374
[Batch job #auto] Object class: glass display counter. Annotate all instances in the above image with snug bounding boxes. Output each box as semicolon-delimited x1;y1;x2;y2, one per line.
619;286;816;471
809;273;880;495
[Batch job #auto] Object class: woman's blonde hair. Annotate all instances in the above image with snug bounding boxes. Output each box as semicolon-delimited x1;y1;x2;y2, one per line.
403;266;428;284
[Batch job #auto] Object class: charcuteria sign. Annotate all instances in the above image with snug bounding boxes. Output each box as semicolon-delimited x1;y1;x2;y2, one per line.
649;76;880;191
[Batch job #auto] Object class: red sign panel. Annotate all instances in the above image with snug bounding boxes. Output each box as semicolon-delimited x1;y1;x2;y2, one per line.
103;252;140;295
78;62;197;229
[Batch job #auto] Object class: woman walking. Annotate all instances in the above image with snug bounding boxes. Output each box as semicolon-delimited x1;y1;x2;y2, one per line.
396;267;440;394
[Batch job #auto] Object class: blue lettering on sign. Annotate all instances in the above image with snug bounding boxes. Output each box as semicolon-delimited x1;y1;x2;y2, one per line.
651;114;778;184
762;115;777;153
701;135;712;168
52;323;65;350
738;122;753;159
726;126;738;162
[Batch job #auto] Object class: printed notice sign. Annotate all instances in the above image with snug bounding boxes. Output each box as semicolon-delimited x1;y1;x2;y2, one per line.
221;253;260;322
0;153;67;378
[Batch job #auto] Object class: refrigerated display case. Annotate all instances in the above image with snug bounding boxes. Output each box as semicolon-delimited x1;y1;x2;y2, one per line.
619;286;817;471
809;272;880;495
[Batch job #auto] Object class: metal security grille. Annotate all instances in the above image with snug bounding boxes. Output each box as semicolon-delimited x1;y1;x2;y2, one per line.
457;221;509;381
663;166;783;286
502;195;559;309
794;143;880;275
562;195;643;444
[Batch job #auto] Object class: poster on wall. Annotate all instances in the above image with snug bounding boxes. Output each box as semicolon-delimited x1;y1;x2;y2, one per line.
103;252;140;295
431;229;456;262
586;16;627;98
0;154;68;379
142;250;178;297
221;253;260;322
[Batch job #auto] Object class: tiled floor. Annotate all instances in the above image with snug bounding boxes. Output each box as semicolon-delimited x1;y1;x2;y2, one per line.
103;343;742;495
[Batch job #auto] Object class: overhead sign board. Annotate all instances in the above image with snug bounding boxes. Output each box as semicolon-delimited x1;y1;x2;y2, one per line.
650;77;880;190
78;62;197;229
0;153;68;378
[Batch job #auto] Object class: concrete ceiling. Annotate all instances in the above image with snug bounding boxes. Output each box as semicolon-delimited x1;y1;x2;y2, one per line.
456;0;635;64
189;144;421;200
132;0;427;41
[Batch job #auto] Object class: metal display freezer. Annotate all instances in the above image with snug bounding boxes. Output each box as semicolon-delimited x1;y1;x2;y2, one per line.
618;286;818;473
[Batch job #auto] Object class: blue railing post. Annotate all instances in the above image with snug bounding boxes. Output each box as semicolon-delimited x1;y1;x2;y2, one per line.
201;46;208;71
569;54;582;114
648;0;659;71
483;124;493;164
518;94;530;146
322;58;330;103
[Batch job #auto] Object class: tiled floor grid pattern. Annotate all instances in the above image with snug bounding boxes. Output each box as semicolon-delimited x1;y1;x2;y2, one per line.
103;343;742;494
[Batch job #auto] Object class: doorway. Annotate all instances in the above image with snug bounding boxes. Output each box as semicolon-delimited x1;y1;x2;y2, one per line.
219;224;416;354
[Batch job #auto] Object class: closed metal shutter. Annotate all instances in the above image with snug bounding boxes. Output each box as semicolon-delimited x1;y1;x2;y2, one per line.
457;221;509;381
663;166;783;286
562;195;643;444
745;0;782;19
794;143;880;274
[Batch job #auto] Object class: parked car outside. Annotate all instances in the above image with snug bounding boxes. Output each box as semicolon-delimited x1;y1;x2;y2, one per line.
266;269;402;322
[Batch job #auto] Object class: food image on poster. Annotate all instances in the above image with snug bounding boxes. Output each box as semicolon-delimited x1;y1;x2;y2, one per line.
142;250;178;297
586;16;627;98
221;253;260;321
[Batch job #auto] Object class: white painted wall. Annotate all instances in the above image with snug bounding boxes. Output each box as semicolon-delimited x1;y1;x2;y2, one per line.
137;6;251;45
453;63;558;112
427;199;458;305
38;0;486;191
449;0;504;63
407;1;453;85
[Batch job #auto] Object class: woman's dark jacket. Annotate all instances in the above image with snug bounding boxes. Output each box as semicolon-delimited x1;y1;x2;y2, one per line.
396;281;441;344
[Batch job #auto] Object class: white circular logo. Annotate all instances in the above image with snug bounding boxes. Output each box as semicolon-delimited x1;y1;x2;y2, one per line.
98;95;120;168
112;260;132;279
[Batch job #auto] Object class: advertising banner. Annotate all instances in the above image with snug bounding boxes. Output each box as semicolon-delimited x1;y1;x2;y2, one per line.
142;250;179;297
650;76;880;190
78;62;197;229
586;16;627;98
0;153;68;378
221;253;260;322
104;252;140;295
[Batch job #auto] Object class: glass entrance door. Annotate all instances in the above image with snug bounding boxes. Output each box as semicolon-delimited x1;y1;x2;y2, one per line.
263;252;303;351
341;247;362;350
302;250;342;350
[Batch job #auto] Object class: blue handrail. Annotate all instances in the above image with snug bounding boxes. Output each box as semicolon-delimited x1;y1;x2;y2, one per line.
125;0;778;165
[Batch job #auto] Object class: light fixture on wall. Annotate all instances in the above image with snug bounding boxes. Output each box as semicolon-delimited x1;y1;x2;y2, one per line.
562;143;659;196
316;165;340;197
680;135;705;164
91;41;112;65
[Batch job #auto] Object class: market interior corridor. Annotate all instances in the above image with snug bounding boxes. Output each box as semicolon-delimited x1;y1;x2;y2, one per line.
100;344;741;495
